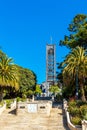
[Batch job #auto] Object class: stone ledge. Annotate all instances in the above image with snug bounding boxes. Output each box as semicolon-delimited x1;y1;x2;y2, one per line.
0;103;6;115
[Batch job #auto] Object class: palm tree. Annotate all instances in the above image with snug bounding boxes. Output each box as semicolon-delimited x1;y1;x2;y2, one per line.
0;55;19;101
62;46;87;101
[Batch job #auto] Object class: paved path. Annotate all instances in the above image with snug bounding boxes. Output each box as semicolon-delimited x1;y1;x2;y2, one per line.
0;107;70;130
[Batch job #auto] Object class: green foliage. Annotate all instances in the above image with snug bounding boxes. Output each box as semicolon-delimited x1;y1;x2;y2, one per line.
56;93;63;101
35;85;42;95
26;90;34;97
49;85;60;95
57;14;87;101
16;97;26;102
68;106;80;116
60;14;87;49
68;100;77;107
71;116;81;125
61;46;87;101
0;50;37;99
80;105;87;120
56;72;63;84
0;50;7;59
15;65;37;97
0;51;19;89
16;97;21;102
68;100;87;125
0;50;19;101
22;93;27;99
68;101;80;116
76;100;87;107
62;85;75;99
5;99;14;108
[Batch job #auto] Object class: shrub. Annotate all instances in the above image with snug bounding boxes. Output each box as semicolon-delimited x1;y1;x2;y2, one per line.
68;100;80;116
22;93;27;99
21;98;26;102
80;105;87;120
68;106;80;116
68;100;77;107
16;97;21;102
76;100;87;107
71;116;81;125
16;97;26;102
68;100;87;126
6;99;13;108
56;94;63;101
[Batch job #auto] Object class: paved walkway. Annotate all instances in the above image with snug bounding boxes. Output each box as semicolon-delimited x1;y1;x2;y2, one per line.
0;107;70;130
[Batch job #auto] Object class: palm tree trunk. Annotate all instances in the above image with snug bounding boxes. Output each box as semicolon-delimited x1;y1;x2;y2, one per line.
80;83;86;102
0;88;3;102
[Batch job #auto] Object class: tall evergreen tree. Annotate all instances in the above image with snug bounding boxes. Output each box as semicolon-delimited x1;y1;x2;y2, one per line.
62;46;87;101
60;14;87;49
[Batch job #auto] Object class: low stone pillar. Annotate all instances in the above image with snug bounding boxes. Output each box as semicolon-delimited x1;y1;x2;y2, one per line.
63;99;68;110
82;120;87;130
32;95;34;102
52;95;54;101
0;103;6;115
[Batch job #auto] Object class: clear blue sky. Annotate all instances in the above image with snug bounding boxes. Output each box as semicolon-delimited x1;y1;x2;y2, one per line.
0;0;87;84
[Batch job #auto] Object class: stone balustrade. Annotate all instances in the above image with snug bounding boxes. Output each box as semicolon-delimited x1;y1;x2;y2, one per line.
10;100;16;109
0;103;6;115
17;100;52;116
63;99;68;110
66;111;82;130
63;99;87;130
63;99;82;130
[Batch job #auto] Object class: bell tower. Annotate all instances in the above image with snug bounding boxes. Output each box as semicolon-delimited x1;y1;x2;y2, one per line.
46;44;56;85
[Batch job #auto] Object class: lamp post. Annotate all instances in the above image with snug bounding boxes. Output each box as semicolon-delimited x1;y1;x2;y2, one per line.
76;67;78;100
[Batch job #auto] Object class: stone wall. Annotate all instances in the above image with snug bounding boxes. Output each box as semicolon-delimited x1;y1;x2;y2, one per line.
17;101;52;116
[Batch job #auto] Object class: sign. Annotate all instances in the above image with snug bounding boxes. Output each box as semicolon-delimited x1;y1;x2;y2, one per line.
28;104;37;113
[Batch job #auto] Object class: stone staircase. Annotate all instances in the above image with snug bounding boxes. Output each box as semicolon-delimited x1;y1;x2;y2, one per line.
36;96;52;100
0;107;70;130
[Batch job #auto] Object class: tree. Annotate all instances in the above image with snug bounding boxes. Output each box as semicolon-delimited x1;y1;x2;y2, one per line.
49;85;60;96
35;84;42;96
62;46;87;101
26;90;34;98
15;65;37;97
0;54;19;101
60;14;87;49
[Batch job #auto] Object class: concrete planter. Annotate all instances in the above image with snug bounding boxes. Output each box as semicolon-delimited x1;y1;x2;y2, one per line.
82;120;87;130
66;111;82;130
63;99;87;130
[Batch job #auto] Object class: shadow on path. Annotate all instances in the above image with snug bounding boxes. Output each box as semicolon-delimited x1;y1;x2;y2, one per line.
8;108;16;115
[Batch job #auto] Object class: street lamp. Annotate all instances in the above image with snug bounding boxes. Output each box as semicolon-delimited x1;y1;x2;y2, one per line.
76;67;78;99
